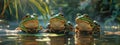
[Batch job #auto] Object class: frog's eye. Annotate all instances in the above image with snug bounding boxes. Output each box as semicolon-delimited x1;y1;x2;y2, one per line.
59;14;64;17
58;13;63;16
25;15;29;18
32;13;38;17
61;14;64;17
83;14;89;18
22;15;29;18
22;15;29;20
85;15;89;18
34;15;38;17
76;13;81;16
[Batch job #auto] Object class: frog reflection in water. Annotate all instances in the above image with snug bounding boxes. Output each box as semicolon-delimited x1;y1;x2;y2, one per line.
47;13;73;34
16;14;43;33
75;36;94;45
75;14;100;36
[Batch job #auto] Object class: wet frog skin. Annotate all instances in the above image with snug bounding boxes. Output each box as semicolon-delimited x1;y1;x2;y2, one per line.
16;13;43;33
75;14;100;36
47;13;73;34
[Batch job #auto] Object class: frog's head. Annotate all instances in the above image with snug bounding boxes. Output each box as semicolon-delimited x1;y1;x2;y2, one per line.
22;13;38;21
51;13;66;20
20;13;39;32
75;14;94;31
75;14;93;24
50;13;67;23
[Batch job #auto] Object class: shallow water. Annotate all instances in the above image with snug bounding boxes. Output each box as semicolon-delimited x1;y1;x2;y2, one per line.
0;29;120;45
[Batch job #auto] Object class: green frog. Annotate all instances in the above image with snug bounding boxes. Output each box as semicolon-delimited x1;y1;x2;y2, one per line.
75;14;100;36
47;13;73;34
16;13;43;33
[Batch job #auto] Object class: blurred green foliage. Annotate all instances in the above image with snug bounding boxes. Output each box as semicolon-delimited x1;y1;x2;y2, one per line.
0;0;120;24
0;0;52;21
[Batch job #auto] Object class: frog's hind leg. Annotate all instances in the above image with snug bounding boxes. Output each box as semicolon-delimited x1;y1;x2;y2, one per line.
15;27;21;30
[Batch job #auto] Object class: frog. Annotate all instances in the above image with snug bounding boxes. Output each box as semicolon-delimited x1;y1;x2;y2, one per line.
46;13;73;34
75;13;100;36
16;13;43;33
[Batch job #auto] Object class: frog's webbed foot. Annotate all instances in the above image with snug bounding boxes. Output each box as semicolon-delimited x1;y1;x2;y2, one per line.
45;29;54;33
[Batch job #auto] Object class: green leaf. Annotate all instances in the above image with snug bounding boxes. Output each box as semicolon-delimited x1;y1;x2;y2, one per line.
14;0;18;20
9;5;13;15
29;0;46;15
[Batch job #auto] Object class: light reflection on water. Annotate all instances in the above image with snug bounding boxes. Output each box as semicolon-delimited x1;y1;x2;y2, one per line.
0;30;120;45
